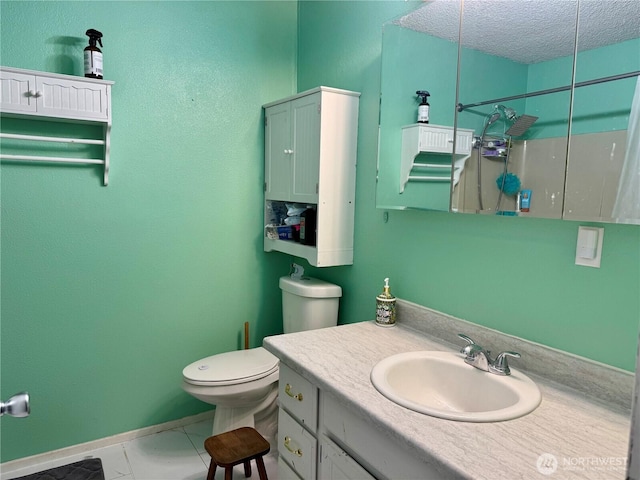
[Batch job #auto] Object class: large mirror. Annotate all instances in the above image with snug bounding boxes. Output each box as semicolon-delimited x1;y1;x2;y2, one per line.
376;0;640;225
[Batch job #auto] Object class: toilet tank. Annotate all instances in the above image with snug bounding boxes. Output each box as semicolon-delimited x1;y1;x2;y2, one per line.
280;276;342;334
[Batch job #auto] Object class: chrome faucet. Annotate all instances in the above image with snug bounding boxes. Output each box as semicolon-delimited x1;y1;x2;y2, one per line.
457;334;521;376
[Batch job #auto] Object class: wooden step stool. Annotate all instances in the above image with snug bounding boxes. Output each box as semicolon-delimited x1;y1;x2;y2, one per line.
204;427;270;480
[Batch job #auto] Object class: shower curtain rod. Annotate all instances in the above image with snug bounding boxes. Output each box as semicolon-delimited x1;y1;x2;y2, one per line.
457;70;640;112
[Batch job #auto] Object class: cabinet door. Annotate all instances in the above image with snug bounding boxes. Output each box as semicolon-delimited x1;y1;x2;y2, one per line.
36;75;109;121
290;94;320;203
319;436;377;480
265;102;292;200
0;70;37;114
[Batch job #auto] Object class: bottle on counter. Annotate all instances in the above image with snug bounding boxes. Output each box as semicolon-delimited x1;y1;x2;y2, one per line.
375;277;397;327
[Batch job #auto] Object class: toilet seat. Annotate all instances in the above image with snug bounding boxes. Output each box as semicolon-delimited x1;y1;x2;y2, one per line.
183;347;279;386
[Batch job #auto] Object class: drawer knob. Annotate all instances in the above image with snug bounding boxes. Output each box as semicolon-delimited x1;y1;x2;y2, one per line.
284;383;303;401
284;436;303;457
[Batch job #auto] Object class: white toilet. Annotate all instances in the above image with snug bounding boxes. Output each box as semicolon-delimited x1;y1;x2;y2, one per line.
182;275;342;440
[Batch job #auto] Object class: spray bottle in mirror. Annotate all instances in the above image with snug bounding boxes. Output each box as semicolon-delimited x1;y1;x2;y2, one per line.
416;90;430;124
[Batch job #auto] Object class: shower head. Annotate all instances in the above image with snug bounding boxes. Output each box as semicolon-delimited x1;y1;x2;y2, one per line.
487;112;501;126
505;114;539;137
481;111;502;136
497;104;518;122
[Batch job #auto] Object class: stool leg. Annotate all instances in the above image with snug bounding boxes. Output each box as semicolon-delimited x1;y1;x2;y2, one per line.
256;457;268;480
224;467;233;480
206;460;217;480
243;460;252;477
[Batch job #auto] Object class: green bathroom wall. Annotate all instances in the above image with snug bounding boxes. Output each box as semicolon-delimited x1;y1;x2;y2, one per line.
1;0;639;466
527;38;640;139
457;45;529;135
296;1;640;371
376;24;460;210
0;0;296;463
571;38;640;135
525;55;575;140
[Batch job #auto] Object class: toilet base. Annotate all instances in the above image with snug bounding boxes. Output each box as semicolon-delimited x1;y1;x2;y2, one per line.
211;384;279;453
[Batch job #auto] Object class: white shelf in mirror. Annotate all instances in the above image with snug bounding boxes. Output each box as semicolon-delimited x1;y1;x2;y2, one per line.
400;124;474;193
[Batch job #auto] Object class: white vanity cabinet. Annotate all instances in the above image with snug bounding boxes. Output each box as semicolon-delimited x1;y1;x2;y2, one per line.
263;87;360;267
0;66;113;185
276;362;439;480
277;363;377;480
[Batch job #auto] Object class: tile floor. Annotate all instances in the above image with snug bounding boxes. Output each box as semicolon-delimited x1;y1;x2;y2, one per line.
2;419;279;480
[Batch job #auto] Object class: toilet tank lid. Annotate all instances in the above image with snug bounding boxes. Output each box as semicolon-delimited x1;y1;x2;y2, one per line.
280;276;342;298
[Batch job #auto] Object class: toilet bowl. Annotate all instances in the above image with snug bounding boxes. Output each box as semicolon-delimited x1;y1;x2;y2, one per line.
182;347;279;436
182;274;342;439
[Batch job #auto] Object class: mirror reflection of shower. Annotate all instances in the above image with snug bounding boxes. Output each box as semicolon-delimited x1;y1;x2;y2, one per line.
475;105;538;213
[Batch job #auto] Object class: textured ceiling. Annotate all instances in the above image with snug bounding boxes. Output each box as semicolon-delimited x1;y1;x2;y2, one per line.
396;0;640;64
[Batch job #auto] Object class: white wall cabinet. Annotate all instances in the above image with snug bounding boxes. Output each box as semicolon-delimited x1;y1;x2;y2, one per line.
0;66;113;185
263;87;359;267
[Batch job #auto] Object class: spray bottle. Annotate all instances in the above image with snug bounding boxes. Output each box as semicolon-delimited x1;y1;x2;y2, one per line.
84;29;104;79
416;90;430;124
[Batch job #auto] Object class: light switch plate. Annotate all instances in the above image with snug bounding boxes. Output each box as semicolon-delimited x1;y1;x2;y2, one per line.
575;226;604;268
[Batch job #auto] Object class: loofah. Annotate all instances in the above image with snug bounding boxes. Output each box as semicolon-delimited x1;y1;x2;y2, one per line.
496;172;521;196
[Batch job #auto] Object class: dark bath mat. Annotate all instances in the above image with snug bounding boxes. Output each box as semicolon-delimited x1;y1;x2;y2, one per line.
13;458;104;480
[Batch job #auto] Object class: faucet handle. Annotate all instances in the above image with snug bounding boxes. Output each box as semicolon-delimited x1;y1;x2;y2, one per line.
457;333;476;346
489;351;521;376
457;333;482;357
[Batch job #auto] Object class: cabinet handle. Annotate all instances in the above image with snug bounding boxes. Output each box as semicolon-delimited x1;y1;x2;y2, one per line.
284;436;303;457
284;383;303;401
284;149;293;154
28;90;42;98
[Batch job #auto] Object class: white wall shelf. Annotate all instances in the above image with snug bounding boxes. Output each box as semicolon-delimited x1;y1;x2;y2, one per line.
0;66;113;186
400;124;474;193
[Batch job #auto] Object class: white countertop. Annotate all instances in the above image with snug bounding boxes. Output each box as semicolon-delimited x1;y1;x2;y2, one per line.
264;320;631;479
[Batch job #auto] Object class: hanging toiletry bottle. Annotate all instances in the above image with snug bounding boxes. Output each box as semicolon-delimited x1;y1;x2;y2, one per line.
84;29;104;79
416;90;430;124
375;278;397;327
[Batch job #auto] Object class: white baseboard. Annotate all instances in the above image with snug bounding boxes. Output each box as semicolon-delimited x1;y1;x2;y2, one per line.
0;409;215;475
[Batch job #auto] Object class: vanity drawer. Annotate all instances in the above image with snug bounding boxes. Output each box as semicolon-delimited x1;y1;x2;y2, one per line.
278;456;302;479
278;408;317;480
279;363;318;432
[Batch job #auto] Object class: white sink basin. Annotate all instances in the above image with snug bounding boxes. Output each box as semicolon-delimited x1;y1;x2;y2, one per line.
370;351;541;422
